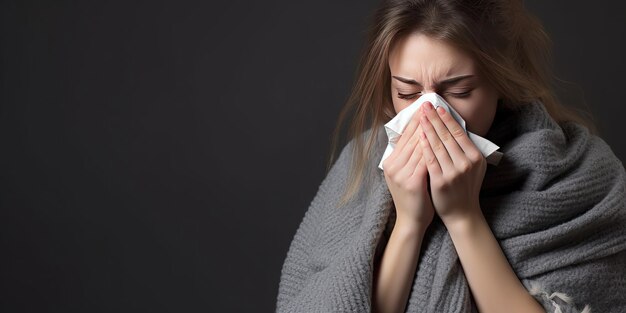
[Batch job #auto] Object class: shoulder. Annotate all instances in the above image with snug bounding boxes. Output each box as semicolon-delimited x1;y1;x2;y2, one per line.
562;120;626;177
316;125;387;206
329;125;387;175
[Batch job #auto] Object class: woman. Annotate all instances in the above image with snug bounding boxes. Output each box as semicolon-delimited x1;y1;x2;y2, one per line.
276;1;626;312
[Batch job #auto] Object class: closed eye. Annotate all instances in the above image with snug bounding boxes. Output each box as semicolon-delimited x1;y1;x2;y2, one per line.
445;91;471;98
397;92;420;100
397;90;471;100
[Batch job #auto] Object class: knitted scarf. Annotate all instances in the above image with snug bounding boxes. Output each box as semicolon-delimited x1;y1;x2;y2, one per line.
276;100;626;313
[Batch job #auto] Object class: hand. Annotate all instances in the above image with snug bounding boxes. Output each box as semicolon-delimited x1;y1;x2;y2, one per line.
416;101;487;226
382;105;435;228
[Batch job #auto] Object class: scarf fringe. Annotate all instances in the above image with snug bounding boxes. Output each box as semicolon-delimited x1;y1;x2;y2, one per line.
528;281;592;313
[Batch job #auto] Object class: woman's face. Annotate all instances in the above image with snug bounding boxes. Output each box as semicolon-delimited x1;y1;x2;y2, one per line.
388;32;500;137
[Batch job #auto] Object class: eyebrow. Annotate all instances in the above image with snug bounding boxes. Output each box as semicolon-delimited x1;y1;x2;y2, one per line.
391;74;475;88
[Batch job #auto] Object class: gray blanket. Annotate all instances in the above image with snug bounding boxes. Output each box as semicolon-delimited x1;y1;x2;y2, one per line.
276;100;626;312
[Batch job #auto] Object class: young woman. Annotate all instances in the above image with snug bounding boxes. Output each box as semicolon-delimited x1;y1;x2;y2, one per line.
276;1;626;312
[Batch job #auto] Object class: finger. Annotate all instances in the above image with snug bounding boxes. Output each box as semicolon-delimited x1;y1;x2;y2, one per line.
405;132;423;171
418;122;442;176
394;123;423;168
411;152;428;180
396;110;422;148
390;113;422;166
409;144;426;178
435;105;483;159
419;105;453;174
424;104;466;167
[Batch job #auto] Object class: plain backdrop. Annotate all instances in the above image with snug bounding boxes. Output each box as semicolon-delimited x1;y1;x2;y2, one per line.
1;0;625;312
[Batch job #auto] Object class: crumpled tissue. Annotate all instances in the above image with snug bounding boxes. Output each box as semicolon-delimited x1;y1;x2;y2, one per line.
378;92;503;171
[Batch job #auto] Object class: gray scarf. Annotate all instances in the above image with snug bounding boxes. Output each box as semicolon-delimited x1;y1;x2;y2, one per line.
276;100;626;312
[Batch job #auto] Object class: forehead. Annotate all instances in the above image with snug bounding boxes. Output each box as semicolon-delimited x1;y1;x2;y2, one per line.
388;32;475;79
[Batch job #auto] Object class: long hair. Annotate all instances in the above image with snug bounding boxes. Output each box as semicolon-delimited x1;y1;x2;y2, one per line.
327;0;598;208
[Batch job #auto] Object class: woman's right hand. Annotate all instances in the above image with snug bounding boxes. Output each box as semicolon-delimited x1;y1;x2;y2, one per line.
382;105;435;229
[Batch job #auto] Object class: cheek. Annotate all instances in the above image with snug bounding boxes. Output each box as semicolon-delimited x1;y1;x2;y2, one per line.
452;100;496;136
392;99;407;114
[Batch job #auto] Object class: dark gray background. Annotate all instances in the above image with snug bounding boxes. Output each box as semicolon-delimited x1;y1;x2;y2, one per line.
1;0;624;312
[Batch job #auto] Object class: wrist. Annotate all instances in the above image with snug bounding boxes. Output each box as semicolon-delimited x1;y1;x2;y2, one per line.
442;205;485;236
393;217;430;237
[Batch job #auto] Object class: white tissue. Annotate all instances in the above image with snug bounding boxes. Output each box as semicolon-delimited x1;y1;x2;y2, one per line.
378;92;503;171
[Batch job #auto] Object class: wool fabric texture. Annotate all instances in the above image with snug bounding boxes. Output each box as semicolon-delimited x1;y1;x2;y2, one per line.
276;100;626;313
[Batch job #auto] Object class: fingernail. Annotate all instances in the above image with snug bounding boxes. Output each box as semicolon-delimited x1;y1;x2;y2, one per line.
437;107;445;115
424;102;433;111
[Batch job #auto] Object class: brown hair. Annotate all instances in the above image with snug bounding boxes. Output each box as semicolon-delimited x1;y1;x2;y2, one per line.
327;0;598;208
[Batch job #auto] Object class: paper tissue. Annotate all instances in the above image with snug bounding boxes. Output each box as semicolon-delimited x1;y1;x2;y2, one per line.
378;92;503;171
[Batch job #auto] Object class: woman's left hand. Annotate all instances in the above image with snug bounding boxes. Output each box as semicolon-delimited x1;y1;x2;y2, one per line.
416;101;487;226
